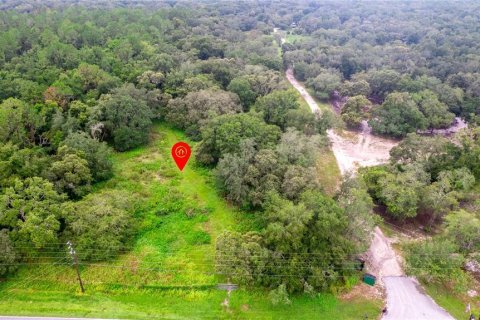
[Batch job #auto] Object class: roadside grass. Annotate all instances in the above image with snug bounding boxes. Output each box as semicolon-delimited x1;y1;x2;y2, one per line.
0;122;380;319
423;282;480;320
0;288;381;320
289;77;341;197
316;148;341;196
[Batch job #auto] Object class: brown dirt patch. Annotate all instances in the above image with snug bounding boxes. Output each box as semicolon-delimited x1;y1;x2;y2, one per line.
341;282;384;301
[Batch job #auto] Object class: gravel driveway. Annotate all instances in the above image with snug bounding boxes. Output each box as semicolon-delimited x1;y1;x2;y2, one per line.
383;277;455;320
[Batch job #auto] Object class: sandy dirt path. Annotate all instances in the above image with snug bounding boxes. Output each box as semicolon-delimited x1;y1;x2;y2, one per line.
286;68;398;175
383;277;455;320
284;65;454;320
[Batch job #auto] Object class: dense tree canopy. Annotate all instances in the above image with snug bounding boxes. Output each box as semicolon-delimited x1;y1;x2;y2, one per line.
369;92;427;137
90;85;153;151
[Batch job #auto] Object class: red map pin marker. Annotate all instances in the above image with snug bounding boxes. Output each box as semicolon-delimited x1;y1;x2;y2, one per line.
171;142;191;171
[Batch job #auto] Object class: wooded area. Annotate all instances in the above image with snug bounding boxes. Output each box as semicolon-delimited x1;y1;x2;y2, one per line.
0;0;479;317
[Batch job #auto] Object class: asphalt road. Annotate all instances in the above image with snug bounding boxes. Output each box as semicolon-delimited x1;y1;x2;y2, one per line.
383;277;454;320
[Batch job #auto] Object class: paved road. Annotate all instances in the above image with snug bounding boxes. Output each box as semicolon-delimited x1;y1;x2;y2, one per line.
383;277;454;320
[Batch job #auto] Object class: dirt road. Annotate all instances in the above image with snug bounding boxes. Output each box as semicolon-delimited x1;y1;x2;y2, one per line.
367;227;403;281
286;68;398;175
383;277;454;320
285;66;455;320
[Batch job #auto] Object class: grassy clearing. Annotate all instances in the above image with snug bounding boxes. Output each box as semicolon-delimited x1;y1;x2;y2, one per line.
285;33;310;44
0;123;380;319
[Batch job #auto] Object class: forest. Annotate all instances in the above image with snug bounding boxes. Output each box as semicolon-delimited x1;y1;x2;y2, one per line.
0;0;479;319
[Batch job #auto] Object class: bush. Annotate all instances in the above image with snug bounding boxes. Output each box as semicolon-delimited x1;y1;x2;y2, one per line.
269;284;291;305
62;190;135;261
405;239;466;289
0;229;18;276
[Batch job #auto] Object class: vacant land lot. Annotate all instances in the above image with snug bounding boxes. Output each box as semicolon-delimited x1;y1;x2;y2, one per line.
0;123;381;319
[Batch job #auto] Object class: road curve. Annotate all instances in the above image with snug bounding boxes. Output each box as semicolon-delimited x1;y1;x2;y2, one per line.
284;65;455;320
286;67;398;175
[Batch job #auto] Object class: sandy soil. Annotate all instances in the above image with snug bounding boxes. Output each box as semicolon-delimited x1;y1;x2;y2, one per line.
366;227;403;282
285;65;454;319
286;67;399;175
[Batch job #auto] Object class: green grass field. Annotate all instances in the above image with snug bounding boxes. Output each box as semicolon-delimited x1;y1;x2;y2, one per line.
0;123;380;319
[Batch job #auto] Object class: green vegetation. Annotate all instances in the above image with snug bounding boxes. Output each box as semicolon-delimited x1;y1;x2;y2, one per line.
0;289;381;320
423;282;480;320
0;123;381;318
1;0;479;318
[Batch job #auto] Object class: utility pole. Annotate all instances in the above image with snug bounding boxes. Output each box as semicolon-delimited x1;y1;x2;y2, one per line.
67;240;85;293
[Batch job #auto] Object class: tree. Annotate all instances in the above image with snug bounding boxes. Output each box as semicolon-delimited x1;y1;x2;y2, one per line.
266;191;353;291
72;63;120;97
45;146;92;198
216;139;257;207
457;128;480;179
61;132;113;182
196;112;281;165
0;98;28;145
306;70;341;100
227;77;257;110
0;177;65;249
338;80;371;97
62;190;134;261
369;92;427;137
341;95;371;129
253;90;299;129
165;89;241;139
137;70;165;89
276;128;326;167
0;143;50;190
191;36;225;60
216;140;284;208
216;230;269;286
281;165;318;201
355;69;401;99
90;85;153;151
60;100;91;134
337;176;376;252
0;229;18;276
405;239;464;284
419;178;459;224
245;69;289;96
378;165;430;219
285;109;330;135
412;90;455;129
179;74;219;95
445;210;480;254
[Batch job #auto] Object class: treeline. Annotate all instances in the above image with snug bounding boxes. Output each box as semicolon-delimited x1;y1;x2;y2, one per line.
273;0;480;293
0;1;377;298
281;1;480;137
360;132;480;290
